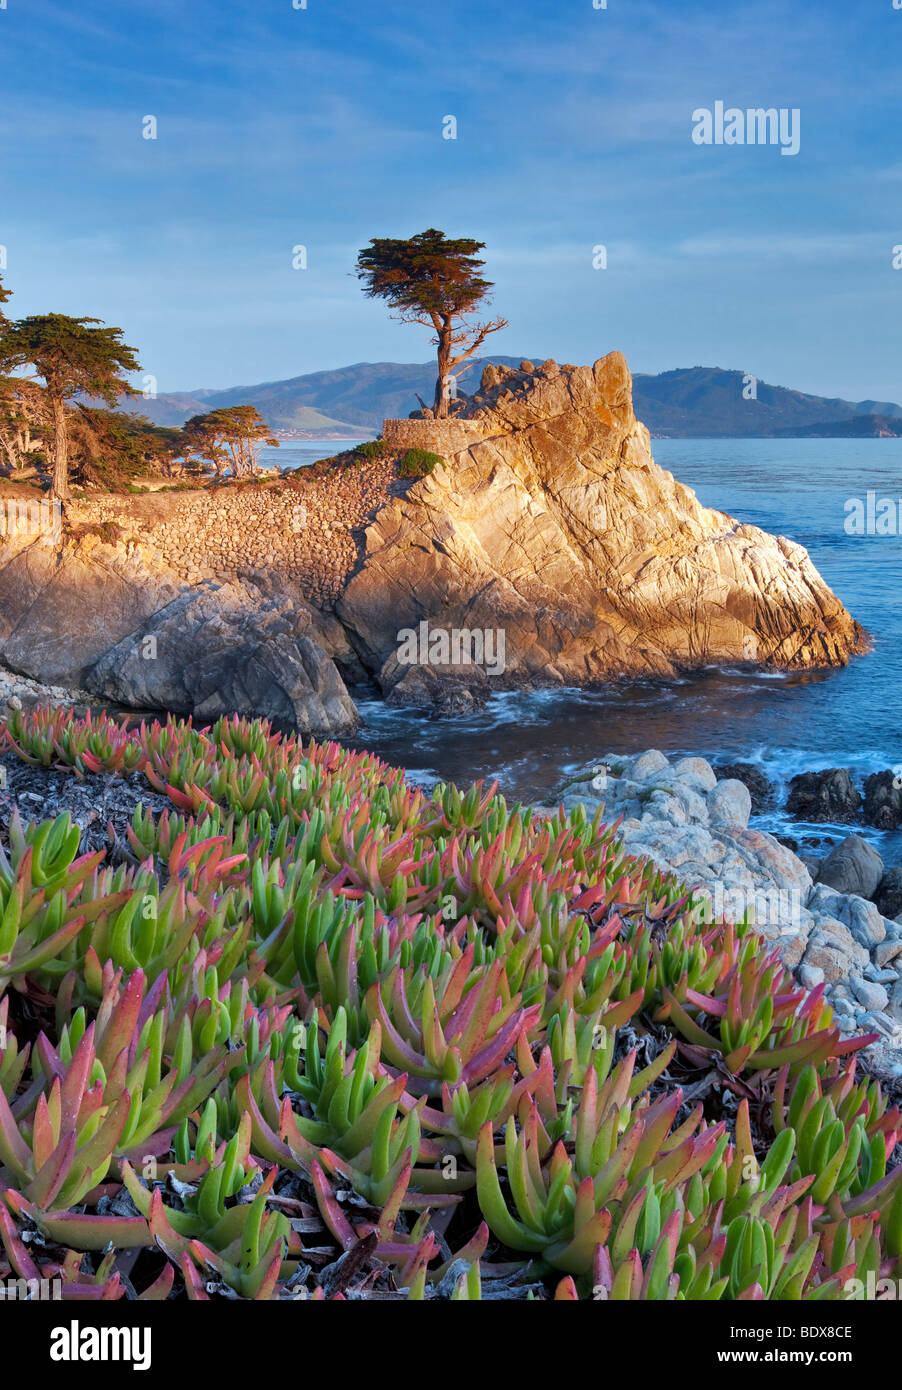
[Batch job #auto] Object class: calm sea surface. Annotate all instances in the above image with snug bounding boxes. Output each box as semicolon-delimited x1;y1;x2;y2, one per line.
259;440;367;470
324;438;902;855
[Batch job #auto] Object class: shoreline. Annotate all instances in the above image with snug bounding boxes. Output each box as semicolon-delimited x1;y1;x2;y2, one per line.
5;661;901;856
538;749;902;1077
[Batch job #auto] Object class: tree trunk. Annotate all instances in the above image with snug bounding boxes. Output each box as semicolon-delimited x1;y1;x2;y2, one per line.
433;322;453;418
50;393;70;500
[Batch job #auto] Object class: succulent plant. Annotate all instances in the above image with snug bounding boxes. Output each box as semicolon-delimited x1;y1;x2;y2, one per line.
1;705;901;1300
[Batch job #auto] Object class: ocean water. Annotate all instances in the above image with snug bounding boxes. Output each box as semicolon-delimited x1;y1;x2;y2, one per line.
259;440;366;470
339;438;902;858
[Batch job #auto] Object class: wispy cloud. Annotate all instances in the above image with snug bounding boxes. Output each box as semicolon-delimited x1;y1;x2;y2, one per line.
0;0;899;398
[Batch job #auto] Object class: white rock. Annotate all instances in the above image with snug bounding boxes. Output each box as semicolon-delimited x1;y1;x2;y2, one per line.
707;779;752;829
629;750;671;781
672;756;718;793
874;934;902;968
845;897;887;949
851;976;890;1011
646;790;689;825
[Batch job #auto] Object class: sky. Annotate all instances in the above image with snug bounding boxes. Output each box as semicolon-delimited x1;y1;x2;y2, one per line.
0;0;899;399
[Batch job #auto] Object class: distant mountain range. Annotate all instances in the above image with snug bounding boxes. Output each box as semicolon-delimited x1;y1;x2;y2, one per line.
631;367;902;438
123;359;902;439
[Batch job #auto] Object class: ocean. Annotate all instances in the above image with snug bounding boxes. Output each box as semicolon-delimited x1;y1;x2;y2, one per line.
259;440;368;470
330;438;902;860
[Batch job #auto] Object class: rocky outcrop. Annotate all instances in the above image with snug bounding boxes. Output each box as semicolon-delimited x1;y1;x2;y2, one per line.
863;771;902;830
337;353;868;704
785;768;862;823
0;532;358;734
538;752;902;1076
88;584;358;734
0;350;869;728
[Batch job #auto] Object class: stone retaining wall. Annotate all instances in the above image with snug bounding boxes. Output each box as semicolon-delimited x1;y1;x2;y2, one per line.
381;417;487;455
57;459;400;606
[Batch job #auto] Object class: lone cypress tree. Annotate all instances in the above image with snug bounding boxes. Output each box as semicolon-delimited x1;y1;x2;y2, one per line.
355;229;508;417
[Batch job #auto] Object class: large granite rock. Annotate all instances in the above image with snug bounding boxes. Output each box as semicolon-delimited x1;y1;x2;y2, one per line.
88;585;359;734
817;834;884;900
337;353;868;704
0;532;358;735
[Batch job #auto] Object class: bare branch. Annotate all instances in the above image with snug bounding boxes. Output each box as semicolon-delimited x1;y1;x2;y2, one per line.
447;317;509;374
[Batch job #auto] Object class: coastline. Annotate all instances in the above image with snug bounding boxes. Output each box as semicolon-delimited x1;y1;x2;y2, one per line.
537;749;902;1078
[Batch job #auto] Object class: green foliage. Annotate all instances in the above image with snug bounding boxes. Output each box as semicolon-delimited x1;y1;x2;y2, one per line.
354;228;507;417
356;229;493;321
0;706;898;1301
181;405;278;478
0;309;141;498
398;447;442;478
70;407;182;491
352;439;388;459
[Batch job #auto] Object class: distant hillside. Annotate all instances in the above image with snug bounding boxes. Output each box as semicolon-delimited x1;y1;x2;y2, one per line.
772;414;902;439
130;357;542;437
631;368;902;438
121;361;902;439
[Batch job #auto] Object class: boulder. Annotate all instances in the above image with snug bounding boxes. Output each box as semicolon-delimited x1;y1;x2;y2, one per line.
707;779;752;828
713;762;775;812
785;768;861;823
863;771;902;830
816;834;884;899
87;583;359;735
802;918;868;984
628;750;672;780
671;756;718;793
850;976;890;1012
875;868;902;920
874;929;902;968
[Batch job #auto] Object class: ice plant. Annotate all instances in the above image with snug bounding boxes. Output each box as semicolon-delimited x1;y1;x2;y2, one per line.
0;706;901;1299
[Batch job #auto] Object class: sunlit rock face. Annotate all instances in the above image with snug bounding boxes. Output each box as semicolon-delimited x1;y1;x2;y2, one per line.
338;351;868;703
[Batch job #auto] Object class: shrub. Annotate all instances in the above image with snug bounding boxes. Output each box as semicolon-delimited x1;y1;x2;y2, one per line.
398;447;442;478
352;439;388;460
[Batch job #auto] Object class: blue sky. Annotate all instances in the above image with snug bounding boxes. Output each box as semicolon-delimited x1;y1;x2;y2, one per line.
0;0;899;399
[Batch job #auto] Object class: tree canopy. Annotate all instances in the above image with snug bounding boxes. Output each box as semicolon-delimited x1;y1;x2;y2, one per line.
355;229;508;417
0;313;141;498
181;405;279;478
